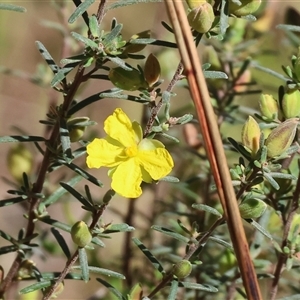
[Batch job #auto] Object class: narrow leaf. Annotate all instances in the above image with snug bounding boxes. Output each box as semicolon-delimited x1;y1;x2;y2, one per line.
58;160;103;187
39;217;71;233
132;237;165;274
96;278;126;300
72;266;125;279
68;0;95;24
192;204;222;217
102;23;123;47
50;228;71;259
43;175;82;206
0;4;26;12
103;224;135;234
168;280;179;300
91;237;105;247
35;41;59;74
0;196;27;207
203;71;228;79
0;136;45;143
151;226;190;244
178;281;218;292
51;67;73;87
19;280;52;294
71;32;99;49
60;182;93;208
78;247;89;282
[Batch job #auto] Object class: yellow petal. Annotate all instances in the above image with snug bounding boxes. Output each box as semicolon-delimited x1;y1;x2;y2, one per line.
104;108;137;147
138;148;174;180
138;138;165;150
86;138;124;168
111;158;143;198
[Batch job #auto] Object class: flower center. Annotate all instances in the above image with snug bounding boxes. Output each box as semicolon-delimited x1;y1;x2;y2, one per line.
125;145;138;157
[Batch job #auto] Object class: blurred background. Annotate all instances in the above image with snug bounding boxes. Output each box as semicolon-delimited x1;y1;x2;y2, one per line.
1;1;300;299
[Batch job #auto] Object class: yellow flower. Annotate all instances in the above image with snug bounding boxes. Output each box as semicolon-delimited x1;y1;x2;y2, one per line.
86;108;174;198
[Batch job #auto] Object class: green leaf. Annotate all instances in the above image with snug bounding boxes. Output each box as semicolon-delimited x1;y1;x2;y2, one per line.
219;0;229;36
103;23;123;46
36;41;59;74
71;32;99;49
277;24;300;32
89;15;100;38
19;280;52;294
132;237;165;274
107;56;132;70
50;228;71;259
58;160;103;187
72;266;125;279
0;135;45;143
208;236;233;251
102;224;135;234
203;71;228;79
60;182;93;209
96;278;126;300
0;4;26;12
247;219;274;241
0;196;27;207
40;217;71;233
91;237;105;247
41;272;82;280
68;0;95;24
263;172;280;190
151;226;190;244
251;62;289;82
78;247;89;282
42;175;82;206
0;245;18;255
192;204;222;217
51;67;73;87
59;119;73;163
177;281;218;292
159;176;180;183
168;279;179;300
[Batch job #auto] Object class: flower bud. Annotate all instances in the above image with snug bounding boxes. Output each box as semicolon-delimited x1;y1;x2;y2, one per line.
241;116;261;156
265;118;298;158
185;0;207;9
71;221;92;248
187;2;215;34
109;67;147;91
67;117;90;142
259;94;279;120
282;89;300;119
172;260;192;279
7;144;33;182
239;198;267;219
229;0;261;17
144;54;161;87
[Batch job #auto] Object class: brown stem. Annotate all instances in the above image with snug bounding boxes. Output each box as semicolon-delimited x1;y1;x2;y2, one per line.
143;62;184;137
122;199;136;287
269;163;300;300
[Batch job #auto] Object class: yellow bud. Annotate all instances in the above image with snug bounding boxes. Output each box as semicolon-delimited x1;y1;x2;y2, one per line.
67;117;90;142
259;94;279;120
282;89;300;119
241;116;261;156
229;0;261;17
144;53;161;87
187;3;215;34
172;260;192;279
7;144;33;182
71;221;92;248
239;198;267;219
109;67;147;91
265;118;298;158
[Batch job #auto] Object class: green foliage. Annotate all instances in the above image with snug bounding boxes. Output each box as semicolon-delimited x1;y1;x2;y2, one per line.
1;1;300;299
